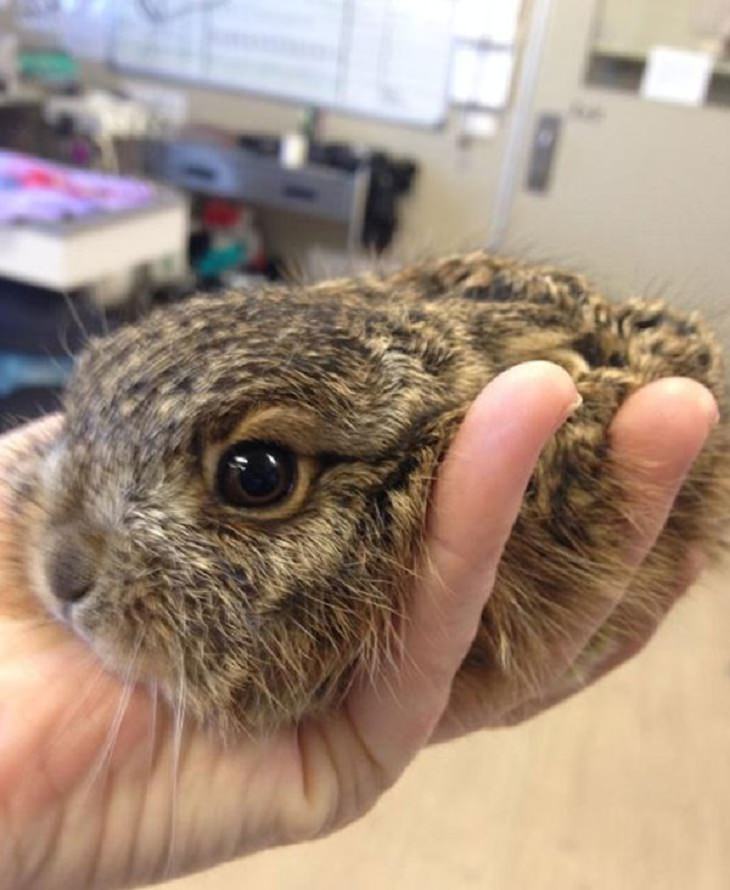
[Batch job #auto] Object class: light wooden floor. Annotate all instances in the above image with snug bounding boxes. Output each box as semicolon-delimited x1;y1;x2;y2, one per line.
163;571;730;890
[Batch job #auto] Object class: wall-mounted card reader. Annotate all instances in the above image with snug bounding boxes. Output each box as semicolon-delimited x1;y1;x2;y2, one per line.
526;113;563;193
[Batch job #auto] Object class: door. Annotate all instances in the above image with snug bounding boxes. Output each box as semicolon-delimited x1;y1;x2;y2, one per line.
494;0;730;315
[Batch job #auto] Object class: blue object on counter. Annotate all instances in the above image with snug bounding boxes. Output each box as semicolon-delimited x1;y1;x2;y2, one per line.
0;353;74;398
195;242;246;278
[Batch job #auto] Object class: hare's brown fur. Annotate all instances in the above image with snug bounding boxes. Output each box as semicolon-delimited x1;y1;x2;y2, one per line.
17;252;730;734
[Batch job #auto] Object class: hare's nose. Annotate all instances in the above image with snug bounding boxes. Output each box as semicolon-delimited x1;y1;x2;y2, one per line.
45;529;99;603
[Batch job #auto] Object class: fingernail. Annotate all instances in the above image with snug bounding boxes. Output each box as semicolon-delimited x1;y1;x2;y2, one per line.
567;392;583;416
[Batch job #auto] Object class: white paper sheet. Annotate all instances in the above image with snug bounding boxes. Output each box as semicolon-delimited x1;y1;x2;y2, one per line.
453;0;522;44
122;80;189;126
641;46;714;107
476;48;514;107
450;44;514;108
462;109;499;139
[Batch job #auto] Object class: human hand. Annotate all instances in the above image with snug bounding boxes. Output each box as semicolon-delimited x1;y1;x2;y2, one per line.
0;363;716;889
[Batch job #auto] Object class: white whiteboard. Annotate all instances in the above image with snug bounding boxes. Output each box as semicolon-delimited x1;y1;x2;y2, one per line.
108;0;457;126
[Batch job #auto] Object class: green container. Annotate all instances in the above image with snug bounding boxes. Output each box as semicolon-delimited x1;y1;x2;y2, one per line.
20;49;79;85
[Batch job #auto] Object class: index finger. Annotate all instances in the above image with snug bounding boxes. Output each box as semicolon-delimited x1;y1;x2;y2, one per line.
346;362;579;774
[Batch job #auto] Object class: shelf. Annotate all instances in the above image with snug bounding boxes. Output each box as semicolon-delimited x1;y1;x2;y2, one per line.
591;41;730;78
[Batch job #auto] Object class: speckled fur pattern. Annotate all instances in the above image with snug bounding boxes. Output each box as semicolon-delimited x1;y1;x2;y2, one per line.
14;252;730;735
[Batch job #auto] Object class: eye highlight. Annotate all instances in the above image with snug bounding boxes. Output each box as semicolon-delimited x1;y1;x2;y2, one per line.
216;441;297;508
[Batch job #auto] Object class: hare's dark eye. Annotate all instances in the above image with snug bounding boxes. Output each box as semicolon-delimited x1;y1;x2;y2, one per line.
216;442;297;508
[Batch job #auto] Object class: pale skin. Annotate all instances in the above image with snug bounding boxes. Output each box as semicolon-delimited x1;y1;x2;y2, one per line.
0;362;718;890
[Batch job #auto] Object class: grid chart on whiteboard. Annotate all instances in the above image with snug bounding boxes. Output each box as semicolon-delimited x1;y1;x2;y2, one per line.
109;0;457;126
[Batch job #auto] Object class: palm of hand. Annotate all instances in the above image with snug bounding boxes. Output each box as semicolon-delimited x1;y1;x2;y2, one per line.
0;366;715;890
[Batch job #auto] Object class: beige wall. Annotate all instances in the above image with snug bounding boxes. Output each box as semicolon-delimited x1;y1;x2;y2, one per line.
502;0;730;316
596;0;721;56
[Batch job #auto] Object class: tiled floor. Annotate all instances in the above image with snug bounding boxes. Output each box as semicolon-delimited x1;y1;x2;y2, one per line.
161;571;730;890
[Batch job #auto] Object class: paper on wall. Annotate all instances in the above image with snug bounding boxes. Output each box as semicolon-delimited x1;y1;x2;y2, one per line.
450;43;480;104
122;81;189;126
450;44;514;108
476;48;514;107
462;109;499;139
641;46;714;107
453;0;522;44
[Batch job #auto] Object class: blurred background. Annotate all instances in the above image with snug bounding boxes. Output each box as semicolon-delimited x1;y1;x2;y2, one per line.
4;0;730;430
1;2;730;887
